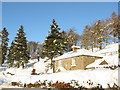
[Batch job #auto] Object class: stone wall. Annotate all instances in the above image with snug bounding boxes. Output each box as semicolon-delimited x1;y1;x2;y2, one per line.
53;55;102;72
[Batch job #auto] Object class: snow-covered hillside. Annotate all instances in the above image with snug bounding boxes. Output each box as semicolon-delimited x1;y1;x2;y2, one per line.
0;43;119;89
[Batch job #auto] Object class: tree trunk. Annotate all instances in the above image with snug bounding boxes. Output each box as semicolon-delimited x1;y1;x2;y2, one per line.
113;36;116;43
50;58;54;73
92;44;94;52
100;43;102;50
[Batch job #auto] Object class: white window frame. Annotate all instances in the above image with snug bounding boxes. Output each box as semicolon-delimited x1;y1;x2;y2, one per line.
71;57;76;66
58;60;62;67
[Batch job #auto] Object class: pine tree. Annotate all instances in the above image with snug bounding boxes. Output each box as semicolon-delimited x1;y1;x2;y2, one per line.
61;31;68;53
7;41;15;67
1;28;9;65
42;19;67;70
10;26;29;68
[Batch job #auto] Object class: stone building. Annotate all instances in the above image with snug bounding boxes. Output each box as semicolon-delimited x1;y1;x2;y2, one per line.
53;45;103;72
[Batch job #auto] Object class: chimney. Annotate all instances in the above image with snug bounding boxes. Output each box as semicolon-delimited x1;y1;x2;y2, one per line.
71;43;80;52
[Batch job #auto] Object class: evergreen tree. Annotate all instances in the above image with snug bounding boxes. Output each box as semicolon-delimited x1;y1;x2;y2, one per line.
61;31;68;53
7;41;15;67
10;26;29;68
42;19;67;70
1;28;9;65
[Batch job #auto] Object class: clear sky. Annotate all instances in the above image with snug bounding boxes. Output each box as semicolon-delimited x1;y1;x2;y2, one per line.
2;2;118;46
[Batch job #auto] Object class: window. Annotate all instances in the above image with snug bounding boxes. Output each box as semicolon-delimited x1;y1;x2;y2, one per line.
71;57;76;66
58;60;62;67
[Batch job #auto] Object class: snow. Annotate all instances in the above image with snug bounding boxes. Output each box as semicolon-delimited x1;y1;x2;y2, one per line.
71;45;80;49
86;54;118;68
0;68;118;88
86;43;118;68
0;43;119;89
53;49;103;61
53;43;118;61
96;43;118;56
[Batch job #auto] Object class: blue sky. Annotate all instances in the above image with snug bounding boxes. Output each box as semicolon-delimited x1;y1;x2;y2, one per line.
2;2;118;45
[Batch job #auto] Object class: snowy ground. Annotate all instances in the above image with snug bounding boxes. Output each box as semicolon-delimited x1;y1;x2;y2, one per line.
0;43;119;89
0;58;118;89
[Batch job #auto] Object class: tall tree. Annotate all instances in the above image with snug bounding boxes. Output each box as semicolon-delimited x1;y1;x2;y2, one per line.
37;43;45;58
10;26;29;68
80;25;92;50
27;41;39;59
93;20;104;49
67;29;80;51
7;41;15;67
1;28;9;65
110;12;119;43
61;30;68;53
42;19;67;70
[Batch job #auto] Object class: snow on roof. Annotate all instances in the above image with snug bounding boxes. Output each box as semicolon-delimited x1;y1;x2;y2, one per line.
53;49;103;61
97;43;118;54
86;54;118;68
71;45;80;49
86;59;106;68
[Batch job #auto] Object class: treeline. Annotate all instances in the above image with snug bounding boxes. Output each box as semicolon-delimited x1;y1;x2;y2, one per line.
0;26;29;68
80;12;119;50
0;11;119;68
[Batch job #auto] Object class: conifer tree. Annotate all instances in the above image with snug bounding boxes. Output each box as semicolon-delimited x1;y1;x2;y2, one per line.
11;26;29;68
1;28;9;65
7;41;15;67
42;19;67;70
61;31;68;52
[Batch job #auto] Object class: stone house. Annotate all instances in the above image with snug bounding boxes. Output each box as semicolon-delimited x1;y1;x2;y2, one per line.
53;45;103;73
86;59;108;69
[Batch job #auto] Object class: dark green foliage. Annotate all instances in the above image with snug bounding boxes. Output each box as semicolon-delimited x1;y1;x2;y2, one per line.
42;19;68;69
7;42;15;67
61;31;68;53
8;26;29;68
1;28;9;65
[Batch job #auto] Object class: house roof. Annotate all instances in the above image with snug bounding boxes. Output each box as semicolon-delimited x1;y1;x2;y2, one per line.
53;49;103;61
86;59;107;68
71;45;80;49
86;54;118;68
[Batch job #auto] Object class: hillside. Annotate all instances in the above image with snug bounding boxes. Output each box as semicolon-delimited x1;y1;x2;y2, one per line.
0;43;119;89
